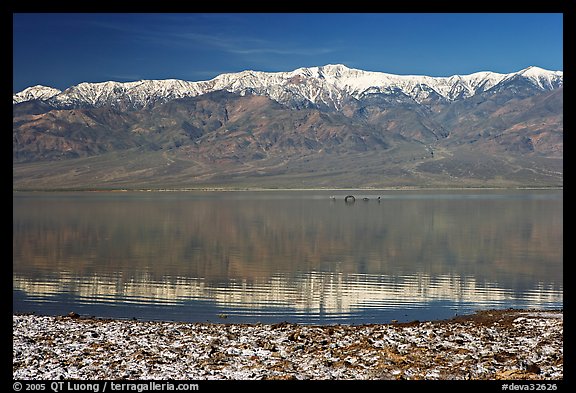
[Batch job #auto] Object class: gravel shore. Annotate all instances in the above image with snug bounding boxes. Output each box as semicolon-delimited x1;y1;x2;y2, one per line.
13;309;563;380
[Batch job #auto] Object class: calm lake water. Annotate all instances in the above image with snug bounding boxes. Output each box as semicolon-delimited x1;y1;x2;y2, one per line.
13;189;563;324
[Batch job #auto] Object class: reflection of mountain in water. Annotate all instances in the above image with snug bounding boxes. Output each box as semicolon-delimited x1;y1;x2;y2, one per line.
12;271;563;316
13;190;563;321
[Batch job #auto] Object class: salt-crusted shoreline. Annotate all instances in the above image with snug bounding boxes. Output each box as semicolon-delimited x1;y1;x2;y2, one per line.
13;309;563;380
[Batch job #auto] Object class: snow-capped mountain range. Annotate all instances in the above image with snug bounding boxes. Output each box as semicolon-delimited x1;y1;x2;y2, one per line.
13;64;563;111
13;64;563;189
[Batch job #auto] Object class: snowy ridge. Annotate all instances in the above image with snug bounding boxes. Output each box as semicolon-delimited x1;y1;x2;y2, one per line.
510;66;564;90
13;65;563;110
13;85;62;104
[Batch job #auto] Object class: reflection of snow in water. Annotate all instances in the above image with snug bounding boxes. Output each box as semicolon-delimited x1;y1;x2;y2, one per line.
13;270;563;318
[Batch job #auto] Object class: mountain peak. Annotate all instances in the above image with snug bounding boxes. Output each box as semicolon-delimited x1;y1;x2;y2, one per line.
517;65;562;76
511;66;563;90
13;85;61;104
319;64;352;73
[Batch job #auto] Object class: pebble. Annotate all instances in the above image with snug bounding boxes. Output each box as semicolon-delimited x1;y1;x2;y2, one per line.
13;309;563;380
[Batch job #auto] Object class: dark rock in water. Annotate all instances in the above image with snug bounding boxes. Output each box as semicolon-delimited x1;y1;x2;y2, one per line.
67;312;80;319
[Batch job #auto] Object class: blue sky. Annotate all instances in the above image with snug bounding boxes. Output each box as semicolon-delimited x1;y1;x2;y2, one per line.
13;13;563;92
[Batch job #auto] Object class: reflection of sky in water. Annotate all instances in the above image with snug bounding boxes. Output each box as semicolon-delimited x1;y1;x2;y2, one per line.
13;190;563;324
